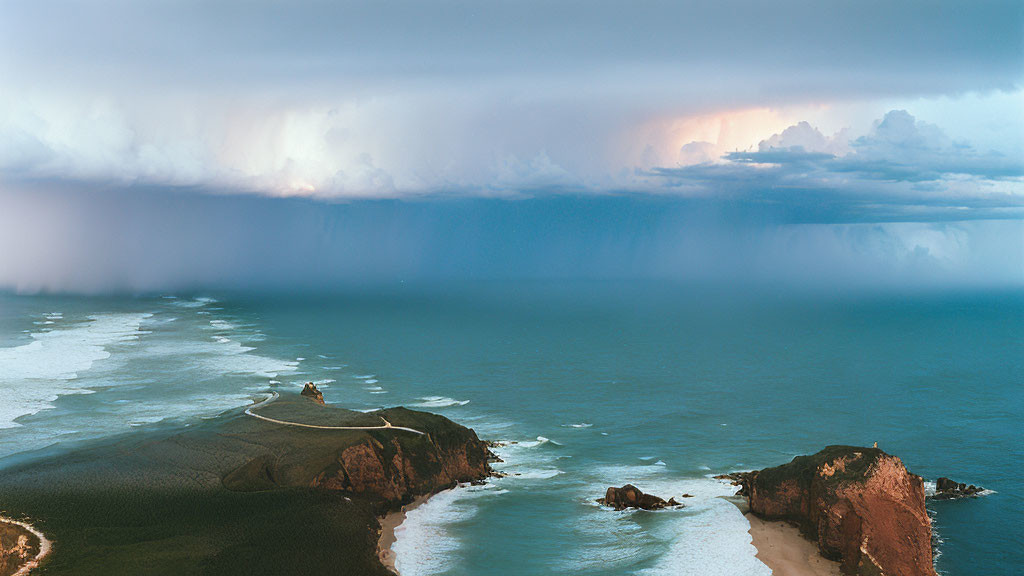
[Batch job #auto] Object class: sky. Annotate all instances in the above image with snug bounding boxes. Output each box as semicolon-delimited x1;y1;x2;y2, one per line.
0;0;1021;292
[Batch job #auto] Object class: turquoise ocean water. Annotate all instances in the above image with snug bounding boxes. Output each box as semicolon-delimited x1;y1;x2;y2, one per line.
0;284;1020;575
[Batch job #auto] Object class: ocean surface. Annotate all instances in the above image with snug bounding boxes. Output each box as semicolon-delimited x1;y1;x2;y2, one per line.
0;284;1020;575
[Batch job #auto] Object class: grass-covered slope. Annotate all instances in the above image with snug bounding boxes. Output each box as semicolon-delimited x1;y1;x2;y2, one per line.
0;393;491;575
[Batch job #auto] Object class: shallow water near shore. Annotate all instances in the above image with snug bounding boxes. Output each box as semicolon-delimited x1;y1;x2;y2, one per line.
0;283;1020;575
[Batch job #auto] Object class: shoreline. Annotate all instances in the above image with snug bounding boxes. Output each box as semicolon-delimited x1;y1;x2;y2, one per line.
378;495;431;575
745;513;841;576
0;516;53;576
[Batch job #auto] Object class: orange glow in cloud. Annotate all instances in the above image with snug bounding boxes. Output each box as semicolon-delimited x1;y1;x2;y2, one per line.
629;106;832;169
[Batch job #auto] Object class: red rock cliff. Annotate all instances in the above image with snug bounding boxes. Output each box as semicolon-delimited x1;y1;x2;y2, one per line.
311;428;491;503
744;445;935;576
223;405;493;509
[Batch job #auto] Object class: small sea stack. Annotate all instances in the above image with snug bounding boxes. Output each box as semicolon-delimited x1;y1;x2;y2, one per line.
598;484;681;511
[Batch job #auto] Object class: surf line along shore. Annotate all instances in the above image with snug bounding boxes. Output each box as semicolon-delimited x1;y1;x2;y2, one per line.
0;516;52;576
248;387;482;576
377;494;432;574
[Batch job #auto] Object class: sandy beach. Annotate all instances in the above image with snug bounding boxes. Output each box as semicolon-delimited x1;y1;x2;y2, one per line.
746;513;841;576
378;495;430;575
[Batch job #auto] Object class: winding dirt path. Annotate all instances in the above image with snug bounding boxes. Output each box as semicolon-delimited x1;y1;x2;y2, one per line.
245;392;424;435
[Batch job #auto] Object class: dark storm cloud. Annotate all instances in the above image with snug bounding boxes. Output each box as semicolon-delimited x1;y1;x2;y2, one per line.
3;0;1021;95
0;185;1020;294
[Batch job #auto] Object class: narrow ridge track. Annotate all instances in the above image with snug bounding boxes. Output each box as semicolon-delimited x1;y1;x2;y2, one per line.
245;392;425;435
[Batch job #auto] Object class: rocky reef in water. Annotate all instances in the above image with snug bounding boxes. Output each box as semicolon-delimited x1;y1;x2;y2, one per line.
732;446;936;576
597;484;681;510
932;477;986;500
0;392;493;575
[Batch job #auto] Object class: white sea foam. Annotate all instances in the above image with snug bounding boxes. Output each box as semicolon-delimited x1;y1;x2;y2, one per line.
364;378;379;384
512;436;560;449
488;435;566;483
128;415;166;426
172;298;213;308
354;374;375;379
563;422;593;428
413;396;470;408
392;484;506;576
634;489;771;576
365;386;384;391
370;390;388;394
199;339;299;379
207;319;236;331
576;469;772;576
924;481;937;497
510;468;564;480
0;313;152;428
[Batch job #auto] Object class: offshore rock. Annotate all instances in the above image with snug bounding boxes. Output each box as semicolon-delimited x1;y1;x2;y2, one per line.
300;381;325;405
933;477;986;499
714;471;754;497
740;446;935;576
598;484;680;510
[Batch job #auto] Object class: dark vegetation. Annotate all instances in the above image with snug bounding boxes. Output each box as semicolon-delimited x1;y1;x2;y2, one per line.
0;393;488;575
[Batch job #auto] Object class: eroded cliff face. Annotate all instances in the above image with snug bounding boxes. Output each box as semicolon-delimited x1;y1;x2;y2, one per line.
222;405;493;509
744;446;935;576
311;430;491;504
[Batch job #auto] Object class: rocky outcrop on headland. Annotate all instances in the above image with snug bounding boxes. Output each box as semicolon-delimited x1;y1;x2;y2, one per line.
713;471;753;497
223;403;493;510
932;477;986;499
0;392;494;576
598;484;680;510
301;382;325;405
309;411;493;504
735;446;936;576
0;521;40;576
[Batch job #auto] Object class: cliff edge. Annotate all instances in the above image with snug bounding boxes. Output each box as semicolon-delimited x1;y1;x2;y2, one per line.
741;445;935;576
223;404;493;509
0;393;493;576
